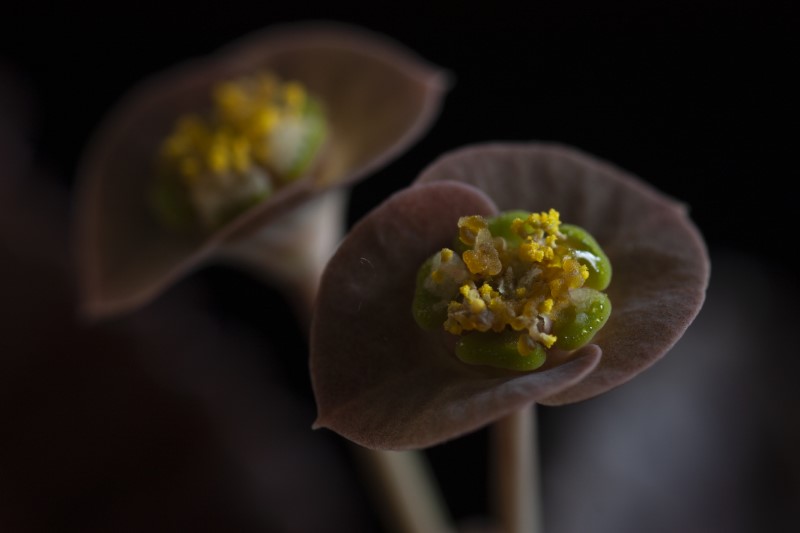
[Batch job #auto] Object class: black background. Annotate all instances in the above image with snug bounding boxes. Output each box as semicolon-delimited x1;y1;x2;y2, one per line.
2;2;798;532
2;2;797;261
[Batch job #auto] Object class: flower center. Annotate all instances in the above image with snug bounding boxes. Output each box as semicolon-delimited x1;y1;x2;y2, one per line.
151;71;327;231
413;209;612;371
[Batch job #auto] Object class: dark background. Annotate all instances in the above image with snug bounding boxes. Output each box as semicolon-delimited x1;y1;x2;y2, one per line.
1;2;797;532
3;1;797;257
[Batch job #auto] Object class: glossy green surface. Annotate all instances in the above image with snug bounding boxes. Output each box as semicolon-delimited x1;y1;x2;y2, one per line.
455;330;546;371
560;224;612;291
552;288;612;350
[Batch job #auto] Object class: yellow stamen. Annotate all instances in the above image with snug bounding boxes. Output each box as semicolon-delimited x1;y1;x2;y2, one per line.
436;209;594;358
155;69;327;230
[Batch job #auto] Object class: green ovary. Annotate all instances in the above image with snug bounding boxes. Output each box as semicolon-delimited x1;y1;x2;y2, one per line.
412;208;612;372
456;330;546;372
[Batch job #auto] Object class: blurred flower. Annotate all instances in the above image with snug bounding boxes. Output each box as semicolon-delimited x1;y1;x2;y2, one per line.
310;142;710;450
74;21;450;320
0;63;377;533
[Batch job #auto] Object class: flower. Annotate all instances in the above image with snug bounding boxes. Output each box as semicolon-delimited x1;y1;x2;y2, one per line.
74;21;450;320
310;142;710;450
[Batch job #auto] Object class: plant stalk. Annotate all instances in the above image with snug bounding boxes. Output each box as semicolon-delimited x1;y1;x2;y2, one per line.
491;403;543;533
220;188;455;533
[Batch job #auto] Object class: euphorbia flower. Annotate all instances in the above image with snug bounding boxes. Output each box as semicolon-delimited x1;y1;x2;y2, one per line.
310;142;710;450
74;21;449;319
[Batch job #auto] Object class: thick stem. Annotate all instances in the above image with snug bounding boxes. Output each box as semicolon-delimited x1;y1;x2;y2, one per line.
218;189;454;533
215;189;348;328
491;404;543;533
353;446;455;533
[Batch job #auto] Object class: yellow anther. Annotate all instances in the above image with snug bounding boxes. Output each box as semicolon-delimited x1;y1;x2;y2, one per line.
488;297;506;314
458;215;488;246
430;270;445;283
214;82;248;120
479;283;494;298
231;137;251;174
283;81;306;111
207;139;230;174
549;277;566;298
560;257;587;290
515;287;527;297
538;298;554;314
440;248;454;262
519;239;546;263
463;227;502;275
538;333;557;349
251;107;280;136
468;297;486;314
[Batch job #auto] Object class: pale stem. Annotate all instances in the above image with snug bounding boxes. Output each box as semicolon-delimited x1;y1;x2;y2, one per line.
491;403;542;533
353;446;456;533
215;189;349;328
218;188;455;533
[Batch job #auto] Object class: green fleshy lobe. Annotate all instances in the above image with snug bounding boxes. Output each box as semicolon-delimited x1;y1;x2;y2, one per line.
455;330;546;371
552;288;611;350
560;224;612;291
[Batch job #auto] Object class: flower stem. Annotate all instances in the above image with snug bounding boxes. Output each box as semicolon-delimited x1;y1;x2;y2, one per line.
491;403;543;533
353;446;455;533
221;188;455;533
216;190;349;328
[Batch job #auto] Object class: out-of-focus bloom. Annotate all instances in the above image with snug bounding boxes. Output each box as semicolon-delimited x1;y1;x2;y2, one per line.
0;64;375;532
74;21;449;320
310;142;710;450
151;71;329;233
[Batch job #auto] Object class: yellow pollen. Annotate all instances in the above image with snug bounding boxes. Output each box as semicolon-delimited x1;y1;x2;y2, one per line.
159;71;320;185
539;333;557;349
479;283;494;298
207;139;230;174
283;82;306;111
468;297;486;314
251;108;280;136
458;215;487;246
437;208;600;359
462;224;502;276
